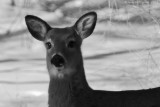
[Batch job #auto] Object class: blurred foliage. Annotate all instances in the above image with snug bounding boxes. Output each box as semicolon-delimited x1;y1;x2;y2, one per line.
38;0;69;11
4;0;160;36
36;0;160;21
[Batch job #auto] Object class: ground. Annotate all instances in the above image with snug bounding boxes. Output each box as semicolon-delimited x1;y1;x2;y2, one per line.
1;0;160;107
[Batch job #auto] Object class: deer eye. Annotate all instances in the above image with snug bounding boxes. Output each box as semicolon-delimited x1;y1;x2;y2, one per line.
67;40;76;48
45;42;52;49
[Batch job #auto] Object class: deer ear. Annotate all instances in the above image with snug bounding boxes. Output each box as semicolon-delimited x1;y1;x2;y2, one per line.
74;12;97;39
25;15;51;41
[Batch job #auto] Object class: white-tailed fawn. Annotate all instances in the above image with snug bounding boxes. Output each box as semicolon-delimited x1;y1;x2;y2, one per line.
25;12;160;107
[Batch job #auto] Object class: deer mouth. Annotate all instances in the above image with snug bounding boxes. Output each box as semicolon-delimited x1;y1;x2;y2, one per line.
51;54;65;69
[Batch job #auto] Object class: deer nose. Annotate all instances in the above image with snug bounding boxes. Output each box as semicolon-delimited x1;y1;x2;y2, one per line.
51;54;65;68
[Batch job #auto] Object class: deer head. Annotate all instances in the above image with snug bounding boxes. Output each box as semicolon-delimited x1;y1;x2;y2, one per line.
25;12;97;80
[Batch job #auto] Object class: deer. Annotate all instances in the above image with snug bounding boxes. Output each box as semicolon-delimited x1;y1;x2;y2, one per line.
25;12;160;107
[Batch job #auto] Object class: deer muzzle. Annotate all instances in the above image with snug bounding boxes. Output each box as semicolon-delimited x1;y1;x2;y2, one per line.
51;54;65;68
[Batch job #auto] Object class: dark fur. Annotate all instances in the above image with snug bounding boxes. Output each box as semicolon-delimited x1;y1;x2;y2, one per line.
25;12;160;107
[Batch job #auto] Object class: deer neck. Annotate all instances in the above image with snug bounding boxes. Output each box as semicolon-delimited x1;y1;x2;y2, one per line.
48;60;91;107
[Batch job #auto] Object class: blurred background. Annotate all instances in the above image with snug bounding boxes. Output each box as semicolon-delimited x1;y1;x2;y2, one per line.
1;0;160;106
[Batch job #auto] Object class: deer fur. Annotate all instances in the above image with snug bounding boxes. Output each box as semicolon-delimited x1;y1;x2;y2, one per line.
25;12;160;107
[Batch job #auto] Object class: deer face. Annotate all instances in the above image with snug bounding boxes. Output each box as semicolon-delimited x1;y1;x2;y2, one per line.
25;12;97;79
44;27;83;79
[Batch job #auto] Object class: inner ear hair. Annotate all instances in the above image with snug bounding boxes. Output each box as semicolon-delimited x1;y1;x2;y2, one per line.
82;16;94;30
82;17;90;30
27;19;46;35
